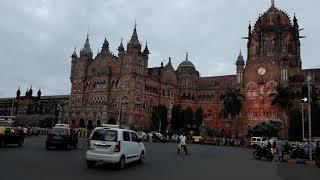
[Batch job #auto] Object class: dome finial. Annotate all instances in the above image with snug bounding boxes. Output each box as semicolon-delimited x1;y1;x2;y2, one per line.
271;0;275;8
186;52;189;61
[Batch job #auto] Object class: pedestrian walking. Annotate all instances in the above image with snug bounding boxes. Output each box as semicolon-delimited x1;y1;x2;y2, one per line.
277;139;284;161
177;133;188;155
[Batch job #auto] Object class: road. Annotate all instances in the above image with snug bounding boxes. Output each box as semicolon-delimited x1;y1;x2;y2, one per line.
0;136;319;180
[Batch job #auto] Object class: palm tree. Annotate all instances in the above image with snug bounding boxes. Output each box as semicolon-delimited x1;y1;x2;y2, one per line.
270;85;290;138
220;88;244;138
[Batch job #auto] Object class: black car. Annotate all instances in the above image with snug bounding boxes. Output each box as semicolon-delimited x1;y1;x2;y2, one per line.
46;127;78;150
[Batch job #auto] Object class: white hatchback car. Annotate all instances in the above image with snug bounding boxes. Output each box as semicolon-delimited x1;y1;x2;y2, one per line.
86;127;146;169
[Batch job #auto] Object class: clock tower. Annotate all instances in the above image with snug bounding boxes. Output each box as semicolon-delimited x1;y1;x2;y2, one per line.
240;1;302;135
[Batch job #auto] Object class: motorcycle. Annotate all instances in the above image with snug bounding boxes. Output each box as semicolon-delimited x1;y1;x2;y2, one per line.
253;146;274;161
290;145;319;160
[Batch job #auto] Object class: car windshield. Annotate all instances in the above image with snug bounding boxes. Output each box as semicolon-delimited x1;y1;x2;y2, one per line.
91;129;117;142
49;128;69;135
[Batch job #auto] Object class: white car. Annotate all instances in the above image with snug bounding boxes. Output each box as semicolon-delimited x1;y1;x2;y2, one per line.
86;127;146;169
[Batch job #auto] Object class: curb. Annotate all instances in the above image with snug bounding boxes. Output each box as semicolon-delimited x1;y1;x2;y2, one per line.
286;159;316;167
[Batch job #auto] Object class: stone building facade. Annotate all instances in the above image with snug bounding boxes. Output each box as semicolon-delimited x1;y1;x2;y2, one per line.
66;2;320;136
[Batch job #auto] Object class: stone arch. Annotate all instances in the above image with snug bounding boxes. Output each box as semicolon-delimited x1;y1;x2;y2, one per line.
107;117;117;124
96;120;102;127
79;119;85;128
87;120;94;130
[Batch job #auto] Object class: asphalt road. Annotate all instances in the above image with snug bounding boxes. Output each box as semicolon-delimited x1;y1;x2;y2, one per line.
0;136;319;180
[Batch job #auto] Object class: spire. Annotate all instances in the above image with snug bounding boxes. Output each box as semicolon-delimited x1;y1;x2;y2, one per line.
118;38;125;52
72;46;77;58
37;89;41;98
271;0;275;8
186;52;189;61
236;50;245;65
102;38;109;51
248;21;252;35
83;33;91;52
25;88;29;96
293;13;299;30
29;85;33;97
129;22;140;45
16;86;21;98
143;41;149;54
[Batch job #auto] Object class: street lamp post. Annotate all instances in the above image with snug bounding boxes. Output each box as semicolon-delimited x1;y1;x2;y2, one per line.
301;97;308;140
307;75;312;161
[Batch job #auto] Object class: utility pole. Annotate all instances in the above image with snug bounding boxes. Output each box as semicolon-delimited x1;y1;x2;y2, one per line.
307;75;312;161
301;97;307;140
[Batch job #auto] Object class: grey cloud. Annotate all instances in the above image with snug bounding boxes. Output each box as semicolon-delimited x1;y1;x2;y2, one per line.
0;0;319;97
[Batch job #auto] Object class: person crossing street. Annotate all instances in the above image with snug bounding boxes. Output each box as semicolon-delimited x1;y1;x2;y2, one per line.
177;133;188;155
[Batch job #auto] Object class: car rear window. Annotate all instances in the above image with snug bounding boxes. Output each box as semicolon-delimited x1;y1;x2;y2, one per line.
50;128;69;135
91;129;117;142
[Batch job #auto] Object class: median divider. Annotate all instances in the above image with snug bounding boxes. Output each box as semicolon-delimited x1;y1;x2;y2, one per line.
38;128;49;136
286;159;316;167
75;128;90;139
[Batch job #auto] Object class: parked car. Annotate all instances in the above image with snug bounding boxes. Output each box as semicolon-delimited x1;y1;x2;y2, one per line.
46;127;78;150
0;126;24;147
250;137;267;148
137;131;148;141
152;132;167;143
86;127;146;169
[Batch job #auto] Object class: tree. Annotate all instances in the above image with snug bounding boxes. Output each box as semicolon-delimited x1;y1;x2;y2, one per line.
270;85;290;137
248;120;282;138
288;108;302;140
184;107;194;129
220;88;244;138
194;107;204;130
171;104;182;131
151;104;168;132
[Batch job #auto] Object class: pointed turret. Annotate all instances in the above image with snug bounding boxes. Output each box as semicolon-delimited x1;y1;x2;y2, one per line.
80;33;93;58
118;38;125;52
236;50;245;66
130;23;140;45
143;42;149;54
71;47;77;58
293;13;299;30
248;21;252;37
16;86;21;99
101;38;109;52
29;86;33;97
127;22;141;52
37;89;41;99
25;88;29;97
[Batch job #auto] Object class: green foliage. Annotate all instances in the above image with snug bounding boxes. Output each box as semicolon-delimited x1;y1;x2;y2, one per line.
184;107;194;129
271;85;290;109
220;88;244;138
288;108;302;140
248;120;282;138
220;88;244;117
171;104;183;131
194;107;204;128
151;104;168;132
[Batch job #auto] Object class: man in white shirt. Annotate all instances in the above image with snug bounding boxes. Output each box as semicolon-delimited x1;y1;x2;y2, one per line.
177;134;188;155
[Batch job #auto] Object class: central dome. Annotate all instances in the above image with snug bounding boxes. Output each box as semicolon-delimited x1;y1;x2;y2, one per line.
254;4;292;31
177;53;196;73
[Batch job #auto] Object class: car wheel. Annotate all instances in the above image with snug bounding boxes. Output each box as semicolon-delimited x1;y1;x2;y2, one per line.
0;140;5;148
118;156;126;169
316;157;320;168
18;140;23;147
46;143;50;150
253;151;261;160
138;151;144;163
86;160;95;168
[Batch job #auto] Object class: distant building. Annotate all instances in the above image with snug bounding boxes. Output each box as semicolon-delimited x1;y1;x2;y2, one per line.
0;87;69;127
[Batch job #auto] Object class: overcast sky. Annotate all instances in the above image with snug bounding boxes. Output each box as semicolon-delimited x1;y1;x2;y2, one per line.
0;0;319;97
